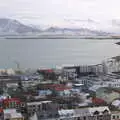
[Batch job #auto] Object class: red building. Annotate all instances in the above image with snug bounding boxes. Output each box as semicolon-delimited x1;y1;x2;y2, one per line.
0;108;3;120
3;98;21;109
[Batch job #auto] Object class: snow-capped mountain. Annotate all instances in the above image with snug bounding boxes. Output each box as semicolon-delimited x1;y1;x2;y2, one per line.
44;27;109;36
32;18;111;36
0;18;113;36
0;18;40;35
43;18;120;34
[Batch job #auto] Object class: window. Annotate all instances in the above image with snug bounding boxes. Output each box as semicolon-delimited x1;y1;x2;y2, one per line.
33;105;36;108
77;117;80;120
112;115;115;119
83;116;86;120
42;103;47;111
93;111;100;115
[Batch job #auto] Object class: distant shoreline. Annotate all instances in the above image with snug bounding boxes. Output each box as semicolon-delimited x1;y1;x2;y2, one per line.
4;35;120;40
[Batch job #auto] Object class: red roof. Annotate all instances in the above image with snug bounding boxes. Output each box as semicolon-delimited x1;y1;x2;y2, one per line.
0;109;3;113
3;98;21;104
92;97;106;104
42;84;72;91
55;87;71;91
39;69;54;73
46;69;54;73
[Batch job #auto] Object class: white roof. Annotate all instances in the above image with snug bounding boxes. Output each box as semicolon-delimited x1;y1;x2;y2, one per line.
74;84;84;86
58;106;111;118
4;109;23;118
78;103;88;107
112;100;120;106
58;109;75;116
11;113;23;118
27;101;52;106
4;109;16;114
88;106;110;115
62;64;75;67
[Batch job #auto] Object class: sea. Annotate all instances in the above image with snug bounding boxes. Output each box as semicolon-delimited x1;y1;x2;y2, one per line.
0;38;120;69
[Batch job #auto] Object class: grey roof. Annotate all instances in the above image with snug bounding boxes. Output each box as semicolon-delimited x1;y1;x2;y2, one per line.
74;108;90;117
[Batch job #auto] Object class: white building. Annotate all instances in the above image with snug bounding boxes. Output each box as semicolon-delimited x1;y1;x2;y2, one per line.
27;101;52;116
4;109;24;120
89;78;120;92
58;106;111;120
111;111;120;120
0;69;15;75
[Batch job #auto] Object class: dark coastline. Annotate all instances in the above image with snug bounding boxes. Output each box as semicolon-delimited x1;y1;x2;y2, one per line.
4;36;120;40
116;42;120;45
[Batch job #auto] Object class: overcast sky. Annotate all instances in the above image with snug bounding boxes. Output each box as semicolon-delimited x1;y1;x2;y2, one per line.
0;0;120;27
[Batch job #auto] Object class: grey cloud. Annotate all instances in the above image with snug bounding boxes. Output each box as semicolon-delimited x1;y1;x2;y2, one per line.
0;0;119;25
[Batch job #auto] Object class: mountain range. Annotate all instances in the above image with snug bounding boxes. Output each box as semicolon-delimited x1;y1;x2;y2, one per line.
0;18;112;36
45;27;109;36
0;18;40;35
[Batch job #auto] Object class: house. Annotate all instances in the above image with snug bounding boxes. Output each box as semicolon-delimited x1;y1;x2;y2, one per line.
26;101;52;116
38;84;72;97
74;108;91;120
36;103;59;119
3;98;21;109
72;83;84;93
4;109;24;120
111;111;120;120
27;101;59;119
88;106;111;120
29;106;111;120
112;99;120;109
38;89;52;96
58;109;75;120
58;106;111;120
21;74;43;87
55;86;71;97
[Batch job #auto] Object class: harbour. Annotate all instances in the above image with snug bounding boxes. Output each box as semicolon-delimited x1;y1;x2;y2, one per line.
0;38;119;69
